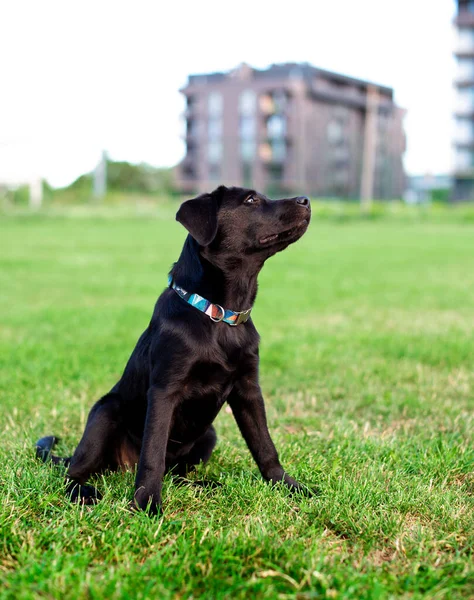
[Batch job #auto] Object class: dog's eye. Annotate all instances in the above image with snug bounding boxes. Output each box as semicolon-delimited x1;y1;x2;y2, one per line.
244;195;258;205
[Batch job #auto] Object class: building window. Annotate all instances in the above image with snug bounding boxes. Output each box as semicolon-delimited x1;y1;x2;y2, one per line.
259;143;272;162
208;92;223;116
267;164;284;181
454;117;474;143
208;141;223;164
209;163;220;181
186;139;197;154
186;118;199;138
259;90;288;115
259;141;286;163
239;90;257;163
208;118;222;140
271;140;286;162
272;90;288;112
267;114;286;139
259;94;275;115
327;120;344;144
455;147;474;170
333;106;350;122
377;112;390;132
456;87;474;112
457;57;474;81
207;92;223;168
182;163;196;179
240;116;256;140
242;163;253;187
457;28;474;53
333;168;349;186
240;140;256;161
375;147;386;168
332;146;350;162
239;90;256;115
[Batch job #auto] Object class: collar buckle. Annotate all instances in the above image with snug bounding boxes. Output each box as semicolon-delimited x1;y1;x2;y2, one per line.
230;308;252;326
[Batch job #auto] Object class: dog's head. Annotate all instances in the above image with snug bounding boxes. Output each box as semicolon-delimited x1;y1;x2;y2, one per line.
176;186;310;263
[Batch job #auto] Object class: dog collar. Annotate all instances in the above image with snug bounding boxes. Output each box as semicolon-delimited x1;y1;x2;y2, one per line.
168;276;252;326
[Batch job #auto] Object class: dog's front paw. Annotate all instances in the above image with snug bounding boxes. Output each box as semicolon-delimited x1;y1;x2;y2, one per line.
66;481;102;505
283;474;319;497
132;487;162;516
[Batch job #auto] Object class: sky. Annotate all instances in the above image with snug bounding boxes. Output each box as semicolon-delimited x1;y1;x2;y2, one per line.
0;0;456;187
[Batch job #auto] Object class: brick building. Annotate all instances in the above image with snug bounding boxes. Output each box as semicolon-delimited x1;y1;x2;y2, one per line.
453;0;474;200
177;62;405;199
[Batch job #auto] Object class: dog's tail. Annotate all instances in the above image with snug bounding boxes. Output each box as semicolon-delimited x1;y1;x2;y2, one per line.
35;436;71;467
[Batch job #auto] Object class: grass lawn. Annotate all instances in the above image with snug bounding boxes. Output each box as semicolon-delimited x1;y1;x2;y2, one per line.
0;204;473;598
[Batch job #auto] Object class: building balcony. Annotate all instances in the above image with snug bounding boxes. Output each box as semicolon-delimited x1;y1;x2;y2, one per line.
309;84;368;109
454;57;474;83
183;107;197;119
454;168;474;179
184;127;201;141
455;48;474;58
259;92;289;116
455;78;474;87
454;110;474;119
179;156;197;174
454;24;474;55
263;134;291;145
454;145;474;173
455;10;474;28
453;139;474;148
258;142;289;165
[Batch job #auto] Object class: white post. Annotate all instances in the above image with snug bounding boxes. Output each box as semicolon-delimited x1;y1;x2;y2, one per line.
29;177;43;209
360;85;379;211
93;150;108;199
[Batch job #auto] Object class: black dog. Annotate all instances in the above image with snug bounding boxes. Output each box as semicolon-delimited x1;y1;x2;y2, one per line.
36;186;311;515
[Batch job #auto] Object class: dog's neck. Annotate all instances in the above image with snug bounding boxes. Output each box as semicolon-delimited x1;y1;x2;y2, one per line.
170;236;261;312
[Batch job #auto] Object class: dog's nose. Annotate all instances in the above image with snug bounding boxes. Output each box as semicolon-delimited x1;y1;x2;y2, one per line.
296;196;310;207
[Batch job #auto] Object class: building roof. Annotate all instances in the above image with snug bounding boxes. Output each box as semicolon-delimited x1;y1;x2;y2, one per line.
185;62;394;97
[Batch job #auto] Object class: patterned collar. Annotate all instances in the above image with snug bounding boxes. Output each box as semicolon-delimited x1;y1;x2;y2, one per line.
168;276;252;326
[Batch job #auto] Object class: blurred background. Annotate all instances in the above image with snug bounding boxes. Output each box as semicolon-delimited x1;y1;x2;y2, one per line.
3;5;474;596
0;0;471;208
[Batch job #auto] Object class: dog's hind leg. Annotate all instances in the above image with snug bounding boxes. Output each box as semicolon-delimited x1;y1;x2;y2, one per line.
36;436;72;467
65;392;123;505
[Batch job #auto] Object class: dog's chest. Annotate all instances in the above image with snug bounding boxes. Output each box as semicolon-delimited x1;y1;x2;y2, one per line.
180;324;254;402
186;357;235;397
175;358;235;435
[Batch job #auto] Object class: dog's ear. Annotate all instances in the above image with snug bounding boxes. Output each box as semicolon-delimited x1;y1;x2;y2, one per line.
176;187;225;246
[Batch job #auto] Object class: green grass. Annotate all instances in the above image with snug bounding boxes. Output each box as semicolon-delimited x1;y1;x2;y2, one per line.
0;204;473;599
